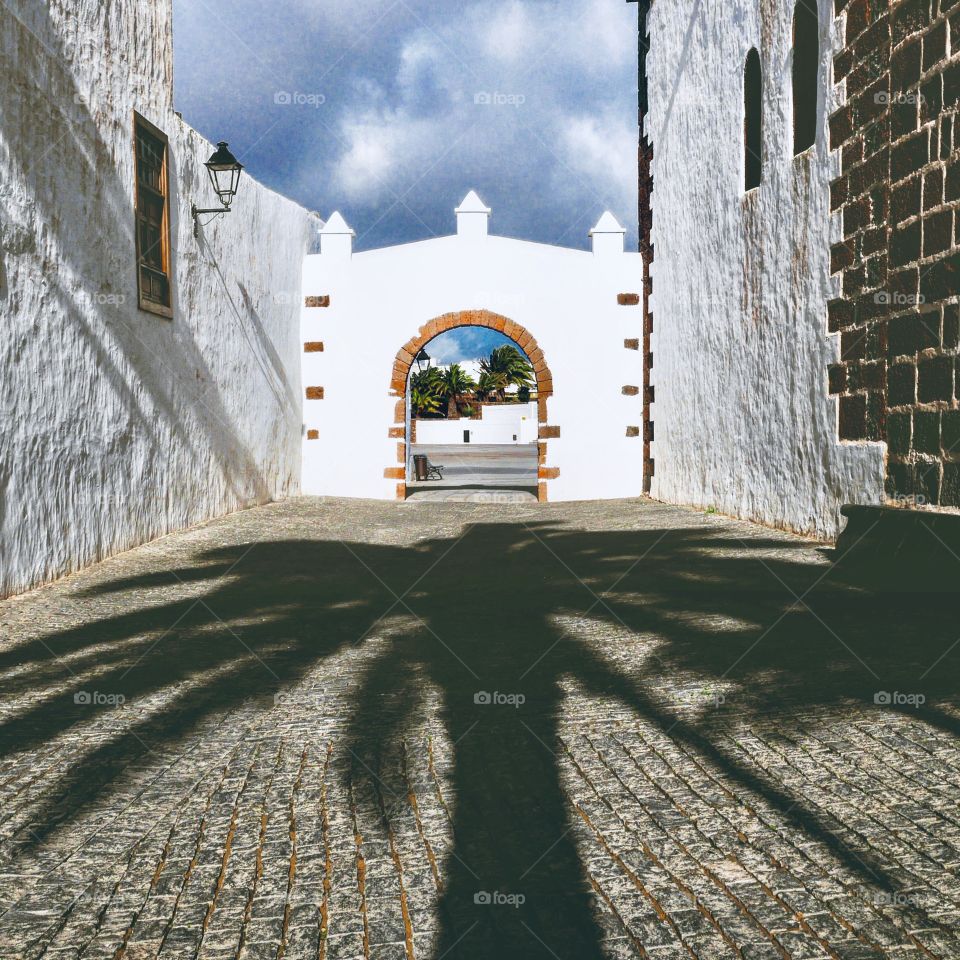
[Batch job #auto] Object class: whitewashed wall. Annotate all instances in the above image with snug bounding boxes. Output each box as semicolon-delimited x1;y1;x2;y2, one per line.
0;1;318;598
302;199;643;502
415;403;539;445
645;0;885;539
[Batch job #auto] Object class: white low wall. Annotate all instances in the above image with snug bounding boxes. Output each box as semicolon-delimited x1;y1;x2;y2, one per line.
0;0;318;598
415;403;539;445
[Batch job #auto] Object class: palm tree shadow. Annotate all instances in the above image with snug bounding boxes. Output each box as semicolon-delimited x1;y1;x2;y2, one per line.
2;513;959;958
340;519;960;956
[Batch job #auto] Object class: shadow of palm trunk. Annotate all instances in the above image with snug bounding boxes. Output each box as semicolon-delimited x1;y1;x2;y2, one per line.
434;703;607;959
343;578;612;957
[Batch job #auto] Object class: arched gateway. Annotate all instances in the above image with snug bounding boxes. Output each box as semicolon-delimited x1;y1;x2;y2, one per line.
300;192;644;503
390;310;556;501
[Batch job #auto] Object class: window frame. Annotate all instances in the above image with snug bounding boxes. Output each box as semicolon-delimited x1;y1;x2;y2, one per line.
133;111;174;319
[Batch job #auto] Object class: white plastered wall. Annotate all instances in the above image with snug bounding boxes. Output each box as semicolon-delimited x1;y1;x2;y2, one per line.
645;0;885;539
0;0;318;597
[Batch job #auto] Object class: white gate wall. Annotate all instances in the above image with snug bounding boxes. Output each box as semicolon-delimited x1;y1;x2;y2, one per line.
301;193;644;502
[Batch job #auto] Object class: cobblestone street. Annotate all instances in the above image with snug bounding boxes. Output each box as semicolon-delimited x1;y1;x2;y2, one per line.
1;497;958;960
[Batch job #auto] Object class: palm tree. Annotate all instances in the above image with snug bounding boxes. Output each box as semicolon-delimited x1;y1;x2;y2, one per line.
480;346;534;401
474;370;506;404
441;364;476;419
410;367;445;418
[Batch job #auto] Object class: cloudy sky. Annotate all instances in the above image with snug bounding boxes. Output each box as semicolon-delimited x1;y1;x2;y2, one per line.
172;0;639;255
426;328;521;366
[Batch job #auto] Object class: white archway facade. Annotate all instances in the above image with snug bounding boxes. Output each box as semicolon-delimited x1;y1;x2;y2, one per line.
301;193;644;502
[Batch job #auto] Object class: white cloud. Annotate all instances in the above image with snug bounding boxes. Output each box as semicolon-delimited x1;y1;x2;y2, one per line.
332;118;397;203
396;36;444;95
426;327;521;365
557;108;638;219
475;0;633;72
331;34;455;205
329;2;638;221
428;329;489;364
478;1;537;62
572;0;635;69
331;108;445;205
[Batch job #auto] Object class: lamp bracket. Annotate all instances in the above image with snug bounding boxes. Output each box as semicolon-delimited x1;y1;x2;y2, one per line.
191;204;232;239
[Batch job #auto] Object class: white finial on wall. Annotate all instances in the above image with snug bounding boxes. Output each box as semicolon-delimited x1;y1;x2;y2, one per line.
589;212;626;256
456;190;491;240
320;211;355;258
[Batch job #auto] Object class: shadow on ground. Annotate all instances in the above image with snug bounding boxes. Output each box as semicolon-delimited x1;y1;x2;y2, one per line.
1;508;959;958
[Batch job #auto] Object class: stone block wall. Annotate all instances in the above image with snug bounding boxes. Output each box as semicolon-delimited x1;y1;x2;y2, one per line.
828;0;960;505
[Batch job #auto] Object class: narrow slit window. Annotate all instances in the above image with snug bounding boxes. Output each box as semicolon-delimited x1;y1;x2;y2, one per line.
744;48;763;191
134;113;173;317
793;0;820;154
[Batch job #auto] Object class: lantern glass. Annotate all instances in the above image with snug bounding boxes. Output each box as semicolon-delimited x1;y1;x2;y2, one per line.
204;142;244;208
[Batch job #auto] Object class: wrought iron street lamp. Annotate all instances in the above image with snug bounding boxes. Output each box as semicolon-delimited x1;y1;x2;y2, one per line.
191;141;244;237
414;349;431;373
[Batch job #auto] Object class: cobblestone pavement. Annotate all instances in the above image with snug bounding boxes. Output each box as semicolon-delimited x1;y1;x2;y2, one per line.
0;497;958;960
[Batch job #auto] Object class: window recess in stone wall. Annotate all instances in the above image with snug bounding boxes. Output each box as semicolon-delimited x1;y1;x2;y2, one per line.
744;48;763;191
792;0;820;155
134;113;173;318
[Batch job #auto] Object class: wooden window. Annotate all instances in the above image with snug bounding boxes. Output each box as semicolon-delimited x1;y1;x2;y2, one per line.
744;48;763;191
792;1;820;155
134;113;173;317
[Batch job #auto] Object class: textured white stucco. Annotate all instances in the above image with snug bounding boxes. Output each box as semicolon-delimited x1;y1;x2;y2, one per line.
0;1;318;598
301;198;644;502
645;0;885;539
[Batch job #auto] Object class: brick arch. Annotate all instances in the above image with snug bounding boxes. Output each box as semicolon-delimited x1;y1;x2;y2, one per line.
385;310;558;502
